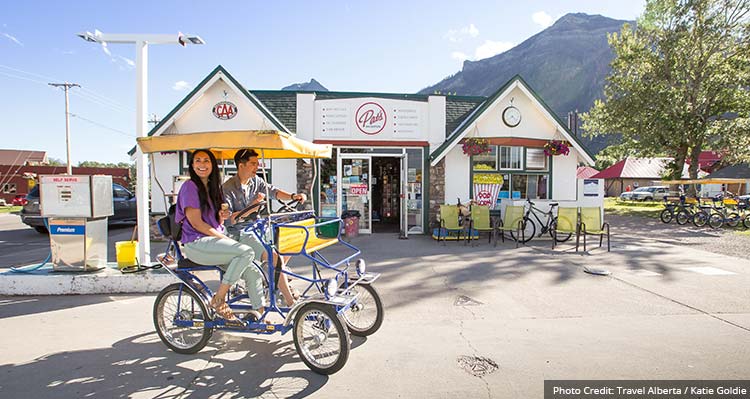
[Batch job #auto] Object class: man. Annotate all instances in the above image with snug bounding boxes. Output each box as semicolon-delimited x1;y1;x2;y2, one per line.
223;149;306;225
222;149;305;306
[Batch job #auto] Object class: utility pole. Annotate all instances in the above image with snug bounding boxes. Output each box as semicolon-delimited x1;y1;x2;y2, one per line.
48;82;81;175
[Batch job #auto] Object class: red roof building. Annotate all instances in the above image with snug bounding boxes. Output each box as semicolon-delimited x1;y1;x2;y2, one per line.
576;166;599;179
592;157;694;197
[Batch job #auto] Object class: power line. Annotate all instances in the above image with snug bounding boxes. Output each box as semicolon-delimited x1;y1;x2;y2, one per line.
69;113;135;137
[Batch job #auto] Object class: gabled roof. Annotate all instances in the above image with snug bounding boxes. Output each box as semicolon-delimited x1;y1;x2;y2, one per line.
429;75;595;166
707;163;750;179
0;149;47;165
592;157;691;179
577;166;600;179
128;65;291;156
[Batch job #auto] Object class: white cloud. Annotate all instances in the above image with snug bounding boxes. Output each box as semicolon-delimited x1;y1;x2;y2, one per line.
532;11;554;28
451;52;469;63
173;81;190;91
444;23;479;43
1;32;23;46
474;40;514;60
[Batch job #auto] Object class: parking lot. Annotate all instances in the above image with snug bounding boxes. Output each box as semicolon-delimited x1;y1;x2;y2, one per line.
1;212;749;398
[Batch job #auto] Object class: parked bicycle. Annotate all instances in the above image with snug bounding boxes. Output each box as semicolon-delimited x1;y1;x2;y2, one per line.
659;196;695;225
510;199;572;243
707;196;741;229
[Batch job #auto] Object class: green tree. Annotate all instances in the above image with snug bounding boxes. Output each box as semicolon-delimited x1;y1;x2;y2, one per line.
47;158;65;166
583;0;750;180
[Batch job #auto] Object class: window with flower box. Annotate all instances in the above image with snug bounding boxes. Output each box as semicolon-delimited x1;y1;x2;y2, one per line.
471;145;550;203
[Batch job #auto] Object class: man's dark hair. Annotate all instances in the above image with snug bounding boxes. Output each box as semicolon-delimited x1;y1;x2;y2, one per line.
234;149;259;166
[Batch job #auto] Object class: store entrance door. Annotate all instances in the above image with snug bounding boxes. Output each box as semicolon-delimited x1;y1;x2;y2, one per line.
371;157;402;234
338;156;371;234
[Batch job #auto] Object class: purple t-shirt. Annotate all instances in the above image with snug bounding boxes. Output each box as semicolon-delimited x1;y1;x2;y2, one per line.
176;180;225;244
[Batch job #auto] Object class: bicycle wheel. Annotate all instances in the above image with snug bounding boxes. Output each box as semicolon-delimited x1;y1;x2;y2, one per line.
659;209;673;223
744;214;750;229
341;283;384;337
676;210;691;225
693;212;708;227
708;213;724;229
726;212;741;228
153;283;212;354
548;224;572;242
509;217;536;243
293;302;350;375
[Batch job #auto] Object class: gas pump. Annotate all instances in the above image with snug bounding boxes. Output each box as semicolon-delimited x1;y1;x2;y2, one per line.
40;175;114;272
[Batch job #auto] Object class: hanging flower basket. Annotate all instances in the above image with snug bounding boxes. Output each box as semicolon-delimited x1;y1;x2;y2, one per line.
462;138;491;156
543;140;570;156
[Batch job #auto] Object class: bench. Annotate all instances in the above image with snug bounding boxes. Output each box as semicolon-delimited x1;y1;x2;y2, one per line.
276;218;339;254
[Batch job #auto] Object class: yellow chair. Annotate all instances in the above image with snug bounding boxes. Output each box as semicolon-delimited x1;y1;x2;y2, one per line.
469;205;496;246
578;207;610;252
552;207;579;250
439;205;464;246
496;205;525;248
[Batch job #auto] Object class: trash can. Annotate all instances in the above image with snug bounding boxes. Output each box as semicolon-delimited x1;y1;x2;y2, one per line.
341;210;361;239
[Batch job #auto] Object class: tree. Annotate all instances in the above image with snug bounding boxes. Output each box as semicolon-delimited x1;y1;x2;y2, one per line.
583;0;750;180
47;158;65;166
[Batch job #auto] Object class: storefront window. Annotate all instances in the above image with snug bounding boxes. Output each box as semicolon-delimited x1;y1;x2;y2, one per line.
472;146;497;171
499;146;522;170
525;148;547;170
319;151;338;217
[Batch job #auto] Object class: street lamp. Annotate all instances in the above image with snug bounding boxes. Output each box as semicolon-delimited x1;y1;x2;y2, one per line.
78;30;204;266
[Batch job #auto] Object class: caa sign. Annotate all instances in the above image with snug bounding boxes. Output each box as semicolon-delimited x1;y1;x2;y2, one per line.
355;102;386;135
212;101;238;120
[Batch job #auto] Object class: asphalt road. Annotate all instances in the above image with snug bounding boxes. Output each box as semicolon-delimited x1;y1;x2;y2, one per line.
1;213;749;398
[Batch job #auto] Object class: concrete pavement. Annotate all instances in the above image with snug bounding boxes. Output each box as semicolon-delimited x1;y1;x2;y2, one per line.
1;214;749;398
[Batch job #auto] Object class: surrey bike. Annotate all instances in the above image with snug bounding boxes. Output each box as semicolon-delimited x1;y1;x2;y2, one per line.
137;130;384;375
510;198;573;244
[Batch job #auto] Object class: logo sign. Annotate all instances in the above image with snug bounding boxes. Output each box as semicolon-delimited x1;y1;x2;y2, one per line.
355;102;386;135
212;101;238;120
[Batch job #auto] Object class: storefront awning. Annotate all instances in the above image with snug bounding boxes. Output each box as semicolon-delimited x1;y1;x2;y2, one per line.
136;130;332;159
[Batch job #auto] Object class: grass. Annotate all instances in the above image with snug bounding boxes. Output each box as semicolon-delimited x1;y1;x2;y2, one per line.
0;206;21;214
604;197;664;218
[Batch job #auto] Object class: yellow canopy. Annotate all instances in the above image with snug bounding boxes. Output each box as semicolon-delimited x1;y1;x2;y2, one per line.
660;178;749;185
136;130;332;159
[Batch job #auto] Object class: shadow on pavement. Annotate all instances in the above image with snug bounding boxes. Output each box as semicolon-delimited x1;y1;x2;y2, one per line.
0;295;118;319
0;331;328;398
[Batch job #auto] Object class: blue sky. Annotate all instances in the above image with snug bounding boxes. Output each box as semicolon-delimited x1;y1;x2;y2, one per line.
1;0;645;164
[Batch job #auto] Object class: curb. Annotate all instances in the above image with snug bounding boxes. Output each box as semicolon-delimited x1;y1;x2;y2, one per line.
0;263;177;295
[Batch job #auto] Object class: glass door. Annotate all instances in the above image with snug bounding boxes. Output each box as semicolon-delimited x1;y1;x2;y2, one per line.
338;156;371;234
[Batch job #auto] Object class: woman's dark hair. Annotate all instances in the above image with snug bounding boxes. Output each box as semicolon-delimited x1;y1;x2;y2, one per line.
187;149;223;221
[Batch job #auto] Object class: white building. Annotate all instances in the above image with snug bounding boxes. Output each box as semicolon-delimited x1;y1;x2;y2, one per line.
132;66;599;236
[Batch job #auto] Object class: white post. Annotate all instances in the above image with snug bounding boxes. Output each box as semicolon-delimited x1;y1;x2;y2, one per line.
64;84;72;175
135;41;151;265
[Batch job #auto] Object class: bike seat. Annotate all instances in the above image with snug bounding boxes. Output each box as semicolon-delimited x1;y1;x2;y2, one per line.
177;258;212;269
549;203;559;207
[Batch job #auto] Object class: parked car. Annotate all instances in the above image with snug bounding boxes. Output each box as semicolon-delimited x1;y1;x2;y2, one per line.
21;183;137;234
12;194;28;206
619;186;669;201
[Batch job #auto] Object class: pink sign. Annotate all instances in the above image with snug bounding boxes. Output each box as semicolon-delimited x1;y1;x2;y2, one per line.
350;184;368;195
355;102;386;135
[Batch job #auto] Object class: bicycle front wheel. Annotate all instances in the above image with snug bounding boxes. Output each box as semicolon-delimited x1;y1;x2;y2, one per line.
708;213;724;229
509;217;536;243
726;212;741;228
693;212;708;227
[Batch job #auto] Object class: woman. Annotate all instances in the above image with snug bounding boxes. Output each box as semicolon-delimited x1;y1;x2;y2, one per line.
175;149;266;322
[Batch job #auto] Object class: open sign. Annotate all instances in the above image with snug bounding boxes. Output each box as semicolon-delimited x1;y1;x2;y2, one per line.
350;184;368;195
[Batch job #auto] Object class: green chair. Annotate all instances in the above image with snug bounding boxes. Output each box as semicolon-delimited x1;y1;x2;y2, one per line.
579;207;610;252
439;205;464;246
496;205;525;248
470;205;496;246
552;207;579;250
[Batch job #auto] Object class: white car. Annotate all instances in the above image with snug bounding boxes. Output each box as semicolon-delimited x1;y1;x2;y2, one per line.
620;186;669;201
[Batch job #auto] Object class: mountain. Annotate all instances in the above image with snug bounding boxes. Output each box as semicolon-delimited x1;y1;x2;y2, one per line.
282;78;328;91
419;13;631;154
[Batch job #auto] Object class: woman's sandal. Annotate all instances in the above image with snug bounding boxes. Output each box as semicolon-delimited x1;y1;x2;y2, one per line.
210;296;241;323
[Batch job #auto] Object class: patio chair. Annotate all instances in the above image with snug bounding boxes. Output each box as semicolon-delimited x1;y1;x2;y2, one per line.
469;205;496;246
578;207;610;252
551;207;579;250
496;205;525;248
439;204;464;246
